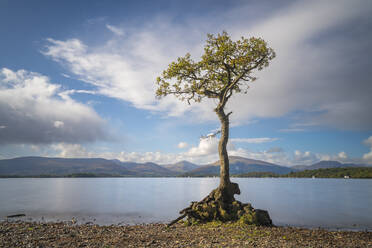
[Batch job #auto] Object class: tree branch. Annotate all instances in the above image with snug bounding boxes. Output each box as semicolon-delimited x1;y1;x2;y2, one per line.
235;55;267;83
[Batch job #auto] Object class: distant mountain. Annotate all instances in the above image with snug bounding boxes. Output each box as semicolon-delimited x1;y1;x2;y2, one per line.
184;156;295;176
292;160;367;171
0;157;132;176
5;156;346;177
161;160;199;173
119;161;176;176
0;157;176;177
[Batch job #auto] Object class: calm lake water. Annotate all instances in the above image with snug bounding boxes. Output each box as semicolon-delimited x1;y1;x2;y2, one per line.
0;178;371;230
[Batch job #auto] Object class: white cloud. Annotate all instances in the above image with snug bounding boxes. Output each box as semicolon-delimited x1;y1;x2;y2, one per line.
106;24;125;36
116;151;184;164
46;140;358;167
318;151;355;164
230;137;277;144
51;142;187;164
227;0;372;130
177;142;188;149
61;73;71;78
42;31;199;117
364;136;372;147
30;145;40;151
0;68;107;144
293;150;320;165
41;1;372;130
186;138;218;157
229;148;291;166
53;121;64;128
362;136;372;165
292;150;354;165
50;137;226;165
52;143;94;158
185;137;234;158
337;151;348;160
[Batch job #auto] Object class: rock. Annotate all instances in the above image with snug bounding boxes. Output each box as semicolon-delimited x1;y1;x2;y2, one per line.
171;193;273;226
6;214;26;218
168;183;273;227
254;209;273;226
238;208;272;226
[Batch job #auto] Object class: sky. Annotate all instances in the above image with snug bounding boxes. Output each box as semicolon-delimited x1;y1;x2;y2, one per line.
0;0;372;166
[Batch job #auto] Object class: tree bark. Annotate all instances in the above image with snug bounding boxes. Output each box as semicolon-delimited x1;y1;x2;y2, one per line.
214;107;240;204
215;107;230;189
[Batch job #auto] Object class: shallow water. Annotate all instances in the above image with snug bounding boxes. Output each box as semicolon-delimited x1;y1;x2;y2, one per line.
0;178;371;230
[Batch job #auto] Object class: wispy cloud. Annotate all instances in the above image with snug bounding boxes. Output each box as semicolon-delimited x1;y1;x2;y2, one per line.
42;37;176;112
106;24;124;36
177;142;188;149
60;73;71;78
227;0;372;130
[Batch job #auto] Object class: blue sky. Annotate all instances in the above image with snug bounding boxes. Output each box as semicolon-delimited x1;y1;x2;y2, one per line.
0;0;372;166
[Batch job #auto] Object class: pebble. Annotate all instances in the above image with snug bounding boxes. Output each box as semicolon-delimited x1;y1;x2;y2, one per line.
0;221;371;247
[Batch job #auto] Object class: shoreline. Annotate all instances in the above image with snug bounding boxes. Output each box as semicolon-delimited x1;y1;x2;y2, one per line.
1;221;371;247
3;216;371;232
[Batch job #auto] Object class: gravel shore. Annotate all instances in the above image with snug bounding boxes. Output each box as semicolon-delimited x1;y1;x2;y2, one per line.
1;221;371;247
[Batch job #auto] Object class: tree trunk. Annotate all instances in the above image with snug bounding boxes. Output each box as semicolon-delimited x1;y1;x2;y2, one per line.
216;107;230;188
168;107;272;226
215;107;240;204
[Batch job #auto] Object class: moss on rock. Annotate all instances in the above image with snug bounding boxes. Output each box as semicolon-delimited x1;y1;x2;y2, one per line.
180;197;272;226
169;184;273;227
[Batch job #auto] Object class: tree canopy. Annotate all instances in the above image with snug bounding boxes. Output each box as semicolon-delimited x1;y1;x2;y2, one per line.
156;31;275;110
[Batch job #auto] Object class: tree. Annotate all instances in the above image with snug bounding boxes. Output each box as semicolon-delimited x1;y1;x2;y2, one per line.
156;31;275;225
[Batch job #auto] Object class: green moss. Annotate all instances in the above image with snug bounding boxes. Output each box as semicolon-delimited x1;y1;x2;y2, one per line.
238;211;258;225
203;220;223;228
219;205;232;221
184;218;200;226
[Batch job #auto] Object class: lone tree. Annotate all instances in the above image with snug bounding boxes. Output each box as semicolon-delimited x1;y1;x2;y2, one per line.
156;31;275;225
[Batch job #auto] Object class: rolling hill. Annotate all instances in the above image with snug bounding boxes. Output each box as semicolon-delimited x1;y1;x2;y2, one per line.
0;157;176;177
161;160;199;173
118;161;177;176
183;156;295;176
3;156;365;178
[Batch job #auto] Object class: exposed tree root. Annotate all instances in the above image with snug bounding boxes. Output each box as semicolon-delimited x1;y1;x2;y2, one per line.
168;183;273;227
